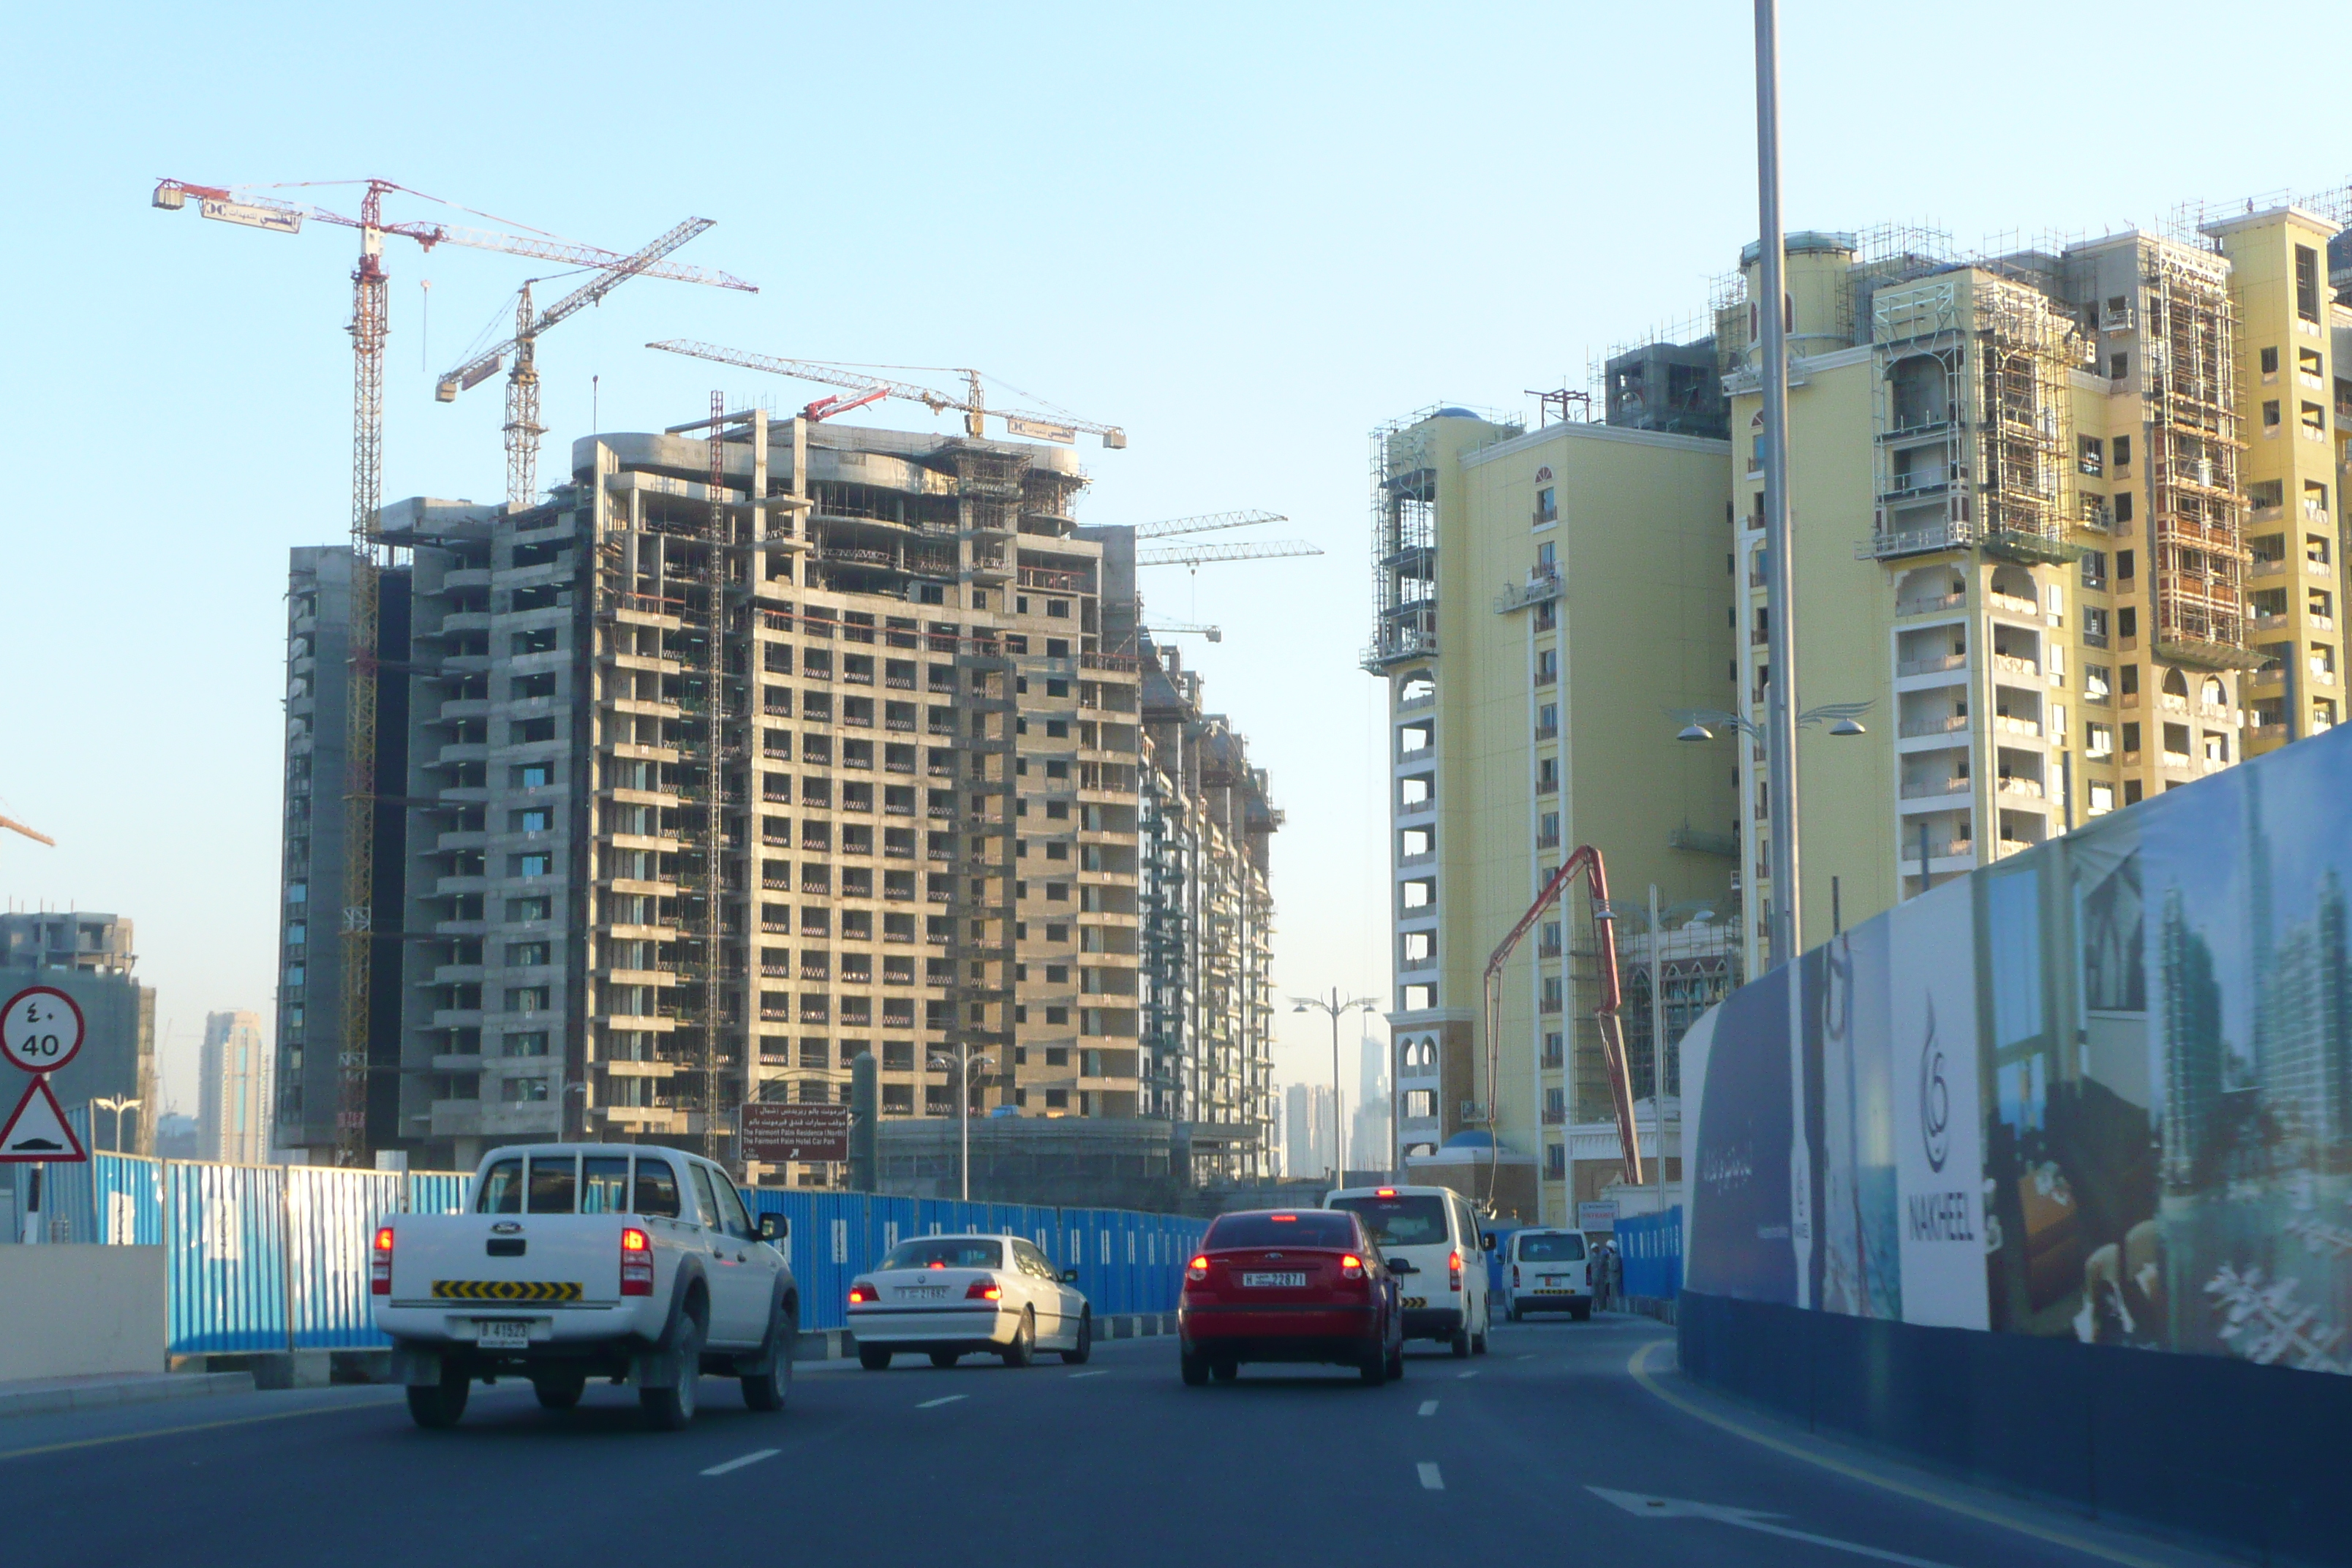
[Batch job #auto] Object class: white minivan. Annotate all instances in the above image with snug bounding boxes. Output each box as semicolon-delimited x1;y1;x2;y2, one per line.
1324;1185;1492;1357
1503;1227;1592;1321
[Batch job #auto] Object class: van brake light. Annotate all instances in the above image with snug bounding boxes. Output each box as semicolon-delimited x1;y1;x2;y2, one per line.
371;1226;393;1296
1448;1249;1463;1293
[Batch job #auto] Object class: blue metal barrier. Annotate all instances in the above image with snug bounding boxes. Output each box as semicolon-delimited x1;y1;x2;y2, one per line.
1616;1207;1682;1302
165;1161;289;1354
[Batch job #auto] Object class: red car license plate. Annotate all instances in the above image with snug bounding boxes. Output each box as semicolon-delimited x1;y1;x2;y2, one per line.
1242;1272;1307;1288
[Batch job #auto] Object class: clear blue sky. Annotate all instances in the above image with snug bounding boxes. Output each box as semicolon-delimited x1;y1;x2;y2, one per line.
5;1;2345;1115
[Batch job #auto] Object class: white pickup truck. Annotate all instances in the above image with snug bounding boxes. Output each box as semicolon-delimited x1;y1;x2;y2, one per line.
372;1142;798;1431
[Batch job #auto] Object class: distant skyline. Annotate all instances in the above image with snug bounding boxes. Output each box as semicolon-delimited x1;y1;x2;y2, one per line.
6;1;2348;1120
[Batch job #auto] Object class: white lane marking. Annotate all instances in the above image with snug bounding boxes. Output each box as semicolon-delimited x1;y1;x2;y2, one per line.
1066;1368;1107;1378
1417;1400;1439;1417
917;1394;968;1409
1517;1353;1536;1360
1417;1462;1444;1490
1457;1368;1480;1379
701;1448;779;1477
1587;1489;1959;1567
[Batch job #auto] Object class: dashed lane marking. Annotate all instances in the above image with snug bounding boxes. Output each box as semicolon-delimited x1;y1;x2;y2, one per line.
1417;1462;1444;1490
1456;1369;1480;1379
1417;1400;1439;1417
917;1395;968;1409
1067;1371;1107;1379
701;1449;779;1477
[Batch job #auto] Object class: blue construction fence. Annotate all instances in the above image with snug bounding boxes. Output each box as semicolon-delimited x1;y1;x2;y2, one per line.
14;1152;1205;1355
1615;1206;1683;1303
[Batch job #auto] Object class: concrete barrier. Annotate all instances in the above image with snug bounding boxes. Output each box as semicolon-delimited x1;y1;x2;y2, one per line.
0;1245;165;1382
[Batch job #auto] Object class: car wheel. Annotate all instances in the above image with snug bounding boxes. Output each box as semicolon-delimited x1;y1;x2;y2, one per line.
742;1313;793;1413
405;1365;470;1430
1472;1316;1490;1355
1450;1324;1471;1357
1385;1340;1406;1381
930;1349;962;1370
532;1371;586;1411
1000;1309;1035;1368
1360;1346;1389;1386
1569;1302;1592;1323
1180;1346;1210;1387
859;1344;893;1371
1210;1357;1239;1382
639;1308;703;1431
1061;1311;1093;1365
1509;1302;1523;1322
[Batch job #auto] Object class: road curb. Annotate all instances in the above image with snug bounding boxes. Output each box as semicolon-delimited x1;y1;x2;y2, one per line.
0;1371;256;1419
795;1311;1175;1361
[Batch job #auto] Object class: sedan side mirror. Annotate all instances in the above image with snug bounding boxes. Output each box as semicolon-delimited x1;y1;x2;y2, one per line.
758;1213;789;1242
1061;1268;1079;1283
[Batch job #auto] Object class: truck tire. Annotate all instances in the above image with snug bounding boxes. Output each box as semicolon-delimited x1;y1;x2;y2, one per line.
406;1365;470;1430
741;1303;794;1413
532;1371;587;1411
639;1308;703;1431
1060;1311;1093;1365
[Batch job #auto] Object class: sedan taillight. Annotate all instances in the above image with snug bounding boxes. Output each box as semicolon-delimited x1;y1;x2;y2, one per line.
1186;1255;1210;1283
371;1226;393;1296
1339;1254;1365;1281
620;1226;654;1297
848;1281;878;1305
966;1278;1003;1301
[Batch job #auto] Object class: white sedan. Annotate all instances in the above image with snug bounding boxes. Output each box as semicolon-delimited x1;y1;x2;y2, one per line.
848;1234;1093;1369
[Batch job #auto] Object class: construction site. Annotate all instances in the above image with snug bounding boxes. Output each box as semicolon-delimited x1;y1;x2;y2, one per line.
176;178;1286;1200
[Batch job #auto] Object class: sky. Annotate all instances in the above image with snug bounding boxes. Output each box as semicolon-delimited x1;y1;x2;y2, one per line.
4;1;2347;1118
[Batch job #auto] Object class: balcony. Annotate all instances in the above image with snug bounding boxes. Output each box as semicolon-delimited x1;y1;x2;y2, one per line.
1898;652;1968;676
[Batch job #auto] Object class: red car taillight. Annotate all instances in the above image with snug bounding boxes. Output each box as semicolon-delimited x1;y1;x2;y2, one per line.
620;1226;654;1297
371;1226;393;1295
966;1278;1003;1301
1340;1254;1365;1281
1186;1254;1210;1283
848;1281;878;1305
1448;1249;1463;1293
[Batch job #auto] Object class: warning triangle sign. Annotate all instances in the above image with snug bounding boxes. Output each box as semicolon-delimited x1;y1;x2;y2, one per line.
0;1076;87;1163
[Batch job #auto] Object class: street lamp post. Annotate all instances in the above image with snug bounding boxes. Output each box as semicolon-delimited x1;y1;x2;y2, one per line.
91;1096;142;1157
1754;0;1801;973
927;1045;995;1202
1291;990;1377;1186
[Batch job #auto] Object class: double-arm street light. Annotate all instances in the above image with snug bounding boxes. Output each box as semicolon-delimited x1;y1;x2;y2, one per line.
91;1095;143;1156
927;1044;996;1202
1291;990;1379;1185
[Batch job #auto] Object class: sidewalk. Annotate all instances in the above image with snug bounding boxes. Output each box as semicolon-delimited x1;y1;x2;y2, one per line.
0;1370;255;1420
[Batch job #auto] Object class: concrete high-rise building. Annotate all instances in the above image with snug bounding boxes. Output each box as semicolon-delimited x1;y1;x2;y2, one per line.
1368;187;2350;1221
198;1009;268;1164
0;912;155;1153
1351;1030;1390;1172
277;415;1278;1189
1284;1081;1335;1180
1365;406;1737;1221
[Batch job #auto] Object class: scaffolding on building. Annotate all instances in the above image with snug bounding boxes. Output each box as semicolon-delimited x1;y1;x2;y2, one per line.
2141;242;2253;667
1362;415;1442;674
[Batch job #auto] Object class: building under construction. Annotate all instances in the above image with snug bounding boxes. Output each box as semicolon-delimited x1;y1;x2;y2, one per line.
273;415;1278;1189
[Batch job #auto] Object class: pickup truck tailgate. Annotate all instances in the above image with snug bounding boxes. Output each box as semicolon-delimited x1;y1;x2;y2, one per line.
391;1215;625;1304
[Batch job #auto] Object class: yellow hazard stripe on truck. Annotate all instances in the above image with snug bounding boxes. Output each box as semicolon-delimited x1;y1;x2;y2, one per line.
431;1281;584;1302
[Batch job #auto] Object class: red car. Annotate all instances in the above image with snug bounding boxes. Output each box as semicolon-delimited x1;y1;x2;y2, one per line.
1177;1208;1404;1386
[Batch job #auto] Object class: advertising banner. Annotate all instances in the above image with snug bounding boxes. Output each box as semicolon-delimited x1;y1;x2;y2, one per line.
1885;878;1988;1329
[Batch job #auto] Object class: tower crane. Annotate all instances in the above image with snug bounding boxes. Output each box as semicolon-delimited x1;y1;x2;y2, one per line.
0;815;54;848
436;217;735;510
1133;509;1286;540
154;177;754;1169
1134;539;1325;568
647;340;1127;448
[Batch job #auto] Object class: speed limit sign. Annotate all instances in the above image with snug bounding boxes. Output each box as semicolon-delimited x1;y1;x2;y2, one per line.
2;986;85;1074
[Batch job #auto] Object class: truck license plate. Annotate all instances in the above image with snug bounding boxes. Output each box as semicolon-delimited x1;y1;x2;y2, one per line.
1242;1272;1307;1288
475;1319;530;1349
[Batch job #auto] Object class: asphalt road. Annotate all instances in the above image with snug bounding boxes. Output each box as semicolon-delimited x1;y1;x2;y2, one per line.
2;1313;2224;1568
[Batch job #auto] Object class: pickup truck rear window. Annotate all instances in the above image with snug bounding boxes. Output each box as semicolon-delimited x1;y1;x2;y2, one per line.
527;1156;577;1214
582;1157;630;1213
476;1158;523;1214
633;1161;682;1218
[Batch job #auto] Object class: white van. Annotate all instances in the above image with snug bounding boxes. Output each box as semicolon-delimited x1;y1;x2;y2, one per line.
1502;1227;1591;1321
1325;1185;1492;1357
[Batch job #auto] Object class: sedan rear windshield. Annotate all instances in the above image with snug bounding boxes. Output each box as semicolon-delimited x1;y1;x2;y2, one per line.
1330;1195;1448;1248
882;1239;1003;1270
1518;1232;1586;1262
1205;1213;1357;1249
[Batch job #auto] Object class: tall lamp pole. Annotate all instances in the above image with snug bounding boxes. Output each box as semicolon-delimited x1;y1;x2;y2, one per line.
92;1096;142;1157
1292;990;1377;1185
1755;0;1801;972
928;1045;995;1202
